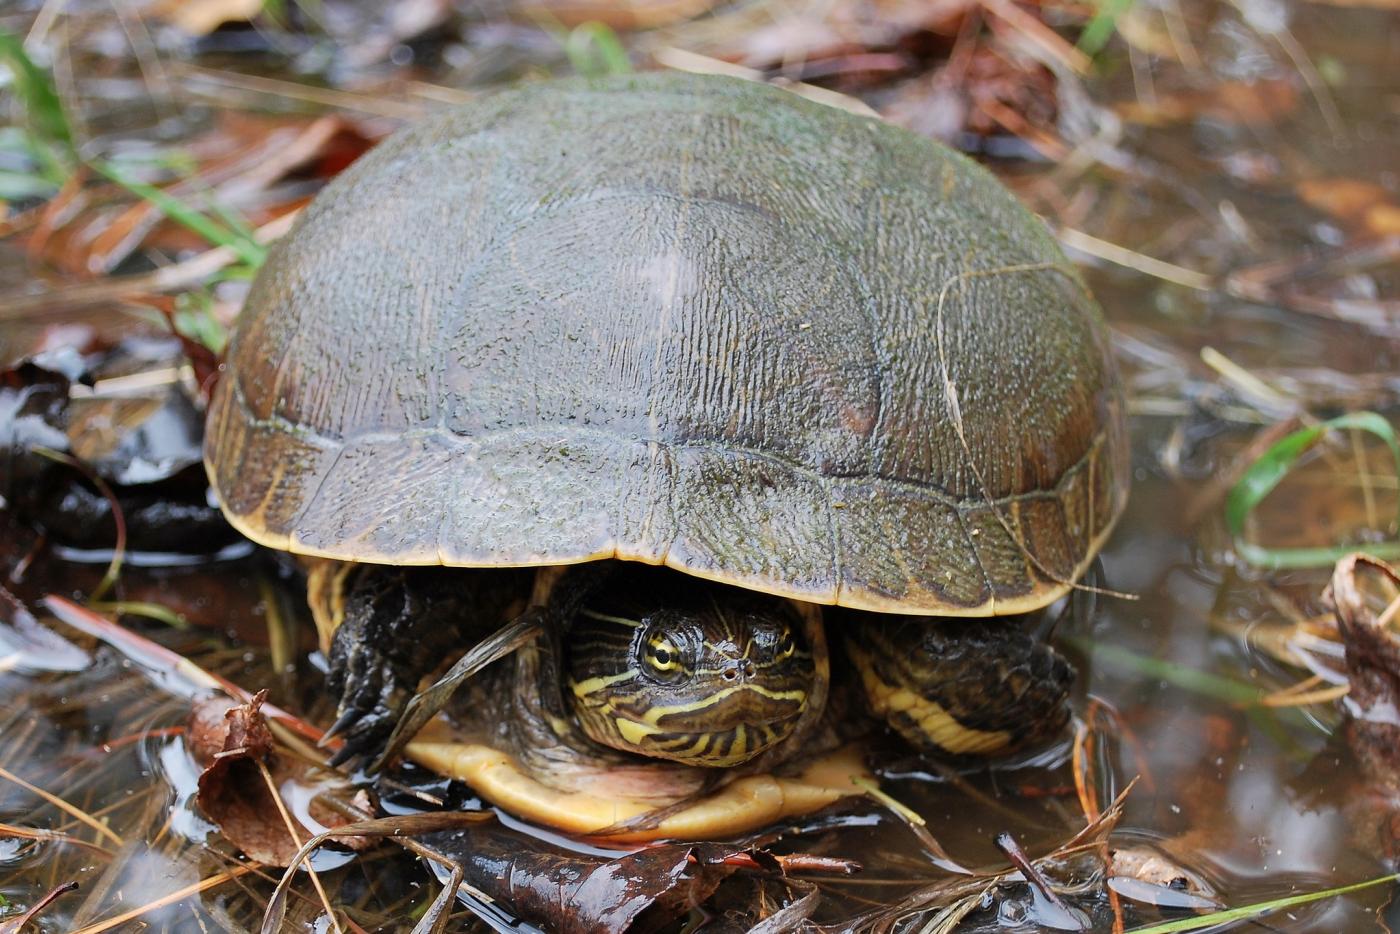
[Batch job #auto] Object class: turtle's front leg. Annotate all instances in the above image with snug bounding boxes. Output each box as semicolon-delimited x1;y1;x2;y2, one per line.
321;565;528;765
842;616;1073;758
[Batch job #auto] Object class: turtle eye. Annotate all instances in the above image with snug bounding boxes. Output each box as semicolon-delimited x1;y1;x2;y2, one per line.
775;628;795;660
644;635;683;676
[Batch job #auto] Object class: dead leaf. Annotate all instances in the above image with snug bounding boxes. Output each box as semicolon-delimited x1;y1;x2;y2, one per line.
151;0;265;36
513;0;718;29
1108;846;1220;910
673;0;971;74
1297;177;1400;238
191;692;371;867
1326;554;1400;791
883;44;1059;146
418;826;747;932
1115;78;1298;127
25;114;380;278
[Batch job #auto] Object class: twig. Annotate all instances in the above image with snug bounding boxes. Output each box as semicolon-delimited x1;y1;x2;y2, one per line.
0;821;115;858
167;62;427;119
980;0;1091;74
0;211;297;320
1057;227;1214;291
256;760;344;934
652;46;879;117
68;865;257;934
0;765;123;846
853;776;968;872
995;832;1082;923
0;881;79;933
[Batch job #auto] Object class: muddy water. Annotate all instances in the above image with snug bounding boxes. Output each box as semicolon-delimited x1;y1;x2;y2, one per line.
3;0;1400;930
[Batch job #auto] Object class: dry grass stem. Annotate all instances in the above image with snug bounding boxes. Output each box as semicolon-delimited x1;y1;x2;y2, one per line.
1057;227;1214;291
0;765;124;846
68;864;258;934
255;759;344;934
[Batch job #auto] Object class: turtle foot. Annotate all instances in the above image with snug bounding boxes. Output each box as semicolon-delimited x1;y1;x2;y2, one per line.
323;628;411;768
845;618;1073;758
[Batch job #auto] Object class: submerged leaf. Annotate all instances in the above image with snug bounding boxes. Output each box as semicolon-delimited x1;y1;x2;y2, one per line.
191;693;368;867
417;826;752;933
1108;847;1220;910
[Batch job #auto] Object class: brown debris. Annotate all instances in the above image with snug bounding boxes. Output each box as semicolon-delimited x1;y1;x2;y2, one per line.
1108;846;1219;910
149;0;265;35
0;881;80;934
191;692;370;867
514;0;719;29
24;114;381;279
884;43;1059;147
1324;553;1400;864
416;826;752;934
1114;78;1299;127
707;0;971;73
1326;554;1400;790
1297;177;1400;238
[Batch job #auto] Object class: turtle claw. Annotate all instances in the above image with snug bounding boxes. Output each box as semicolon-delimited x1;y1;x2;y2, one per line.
323;702;400;769
319;707;363;748
325;737;359;768
325;615;413;769
326;730;368;768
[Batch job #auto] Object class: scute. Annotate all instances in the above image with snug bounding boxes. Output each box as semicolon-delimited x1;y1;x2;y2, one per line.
205;72;1128;615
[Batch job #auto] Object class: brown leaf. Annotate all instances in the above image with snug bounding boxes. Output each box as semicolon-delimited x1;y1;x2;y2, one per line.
1297;177;1400;237
149;0;265;35
684;0;971;73
418;825;747;933
883;40;1059;146
1108;846;1219;910
191;693;370;867
25;114;380;278
512;0;718;29
1115;78;1298;127
1326;554;1400;792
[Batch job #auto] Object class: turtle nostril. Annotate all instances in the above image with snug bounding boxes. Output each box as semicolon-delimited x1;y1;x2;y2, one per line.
722;661;755;682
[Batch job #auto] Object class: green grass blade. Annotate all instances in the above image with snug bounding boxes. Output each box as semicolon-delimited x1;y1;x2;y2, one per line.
564;22;631;77
89;601;189;629
1226;412;1400;569
0;29;72;149
172;290;230;355
1079;642;1262;705
1077;0;1136;57
1129;872;1399;932
0;28;74;182
91;161;267;268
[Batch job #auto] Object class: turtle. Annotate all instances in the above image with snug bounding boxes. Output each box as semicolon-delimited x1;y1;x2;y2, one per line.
203;72;1128;840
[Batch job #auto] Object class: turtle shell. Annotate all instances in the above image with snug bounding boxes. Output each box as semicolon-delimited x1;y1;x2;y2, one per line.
205;72;1128;616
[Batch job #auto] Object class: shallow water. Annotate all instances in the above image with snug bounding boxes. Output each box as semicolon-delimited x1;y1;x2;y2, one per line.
2;0;1400;930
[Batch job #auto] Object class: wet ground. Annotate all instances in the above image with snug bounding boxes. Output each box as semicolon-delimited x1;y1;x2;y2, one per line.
2;0;1400;930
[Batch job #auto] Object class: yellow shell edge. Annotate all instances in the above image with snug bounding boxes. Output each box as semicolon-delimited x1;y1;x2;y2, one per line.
404;733;872;842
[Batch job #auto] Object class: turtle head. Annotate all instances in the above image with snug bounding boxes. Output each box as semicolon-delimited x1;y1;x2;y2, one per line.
566;585;814;768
